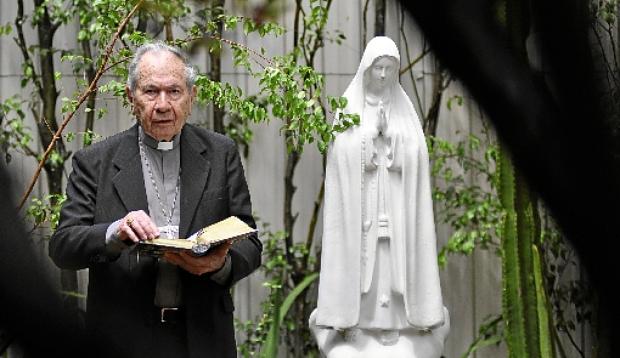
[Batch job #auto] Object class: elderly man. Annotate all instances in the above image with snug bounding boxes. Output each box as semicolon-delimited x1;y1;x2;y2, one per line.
49;42;261;358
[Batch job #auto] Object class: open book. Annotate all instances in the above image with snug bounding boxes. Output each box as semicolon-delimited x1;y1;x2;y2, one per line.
135;216;257;257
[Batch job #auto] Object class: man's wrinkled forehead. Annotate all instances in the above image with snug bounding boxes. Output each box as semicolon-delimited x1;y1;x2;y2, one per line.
136;51;187;87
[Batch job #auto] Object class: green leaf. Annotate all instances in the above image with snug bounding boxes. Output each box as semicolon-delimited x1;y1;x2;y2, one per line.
260;273;319;358
0;23;13;36
461;315;503;358
66;131;76;143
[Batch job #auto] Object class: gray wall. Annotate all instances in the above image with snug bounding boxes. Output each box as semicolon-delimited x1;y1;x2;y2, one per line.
0;1;590;357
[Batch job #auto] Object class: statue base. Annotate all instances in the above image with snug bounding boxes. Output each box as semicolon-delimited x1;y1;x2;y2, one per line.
309;308;450;358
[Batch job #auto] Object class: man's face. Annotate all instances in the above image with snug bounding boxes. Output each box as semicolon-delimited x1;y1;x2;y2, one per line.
127;51;196;141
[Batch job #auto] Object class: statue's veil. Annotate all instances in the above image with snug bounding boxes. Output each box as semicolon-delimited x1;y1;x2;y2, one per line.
316;36;445;330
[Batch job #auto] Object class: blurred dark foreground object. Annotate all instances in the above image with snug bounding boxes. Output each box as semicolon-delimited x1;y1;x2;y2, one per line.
400;0;619;355
0;163;94;357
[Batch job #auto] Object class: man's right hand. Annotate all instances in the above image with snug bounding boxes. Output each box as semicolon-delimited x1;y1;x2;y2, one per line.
117;210;160;244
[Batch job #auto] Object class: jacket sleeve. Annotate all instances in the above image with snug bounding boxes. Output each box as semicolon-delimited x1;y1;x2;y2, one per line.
49;150;114;270
223;142;262;286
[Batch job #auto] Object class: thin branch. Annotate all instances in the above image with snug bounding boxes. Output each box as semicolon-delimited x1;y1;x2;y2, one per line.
40;114;55;137
164;17;174;41
293;0;303;61
81;31;97;138
104;33;274;80
552;324;569;358
50;18;61;34
14;0;44;98
300;1;311;65
306;0;332;67
399;6;426;115
103;56;132;73
18;0;145;210
441;71;453;90
300;0;333;271
592;21;618;87
604;21;619;85
304;166;324;269
561;328;585;358
399;47;431;76
362;0;370;47
15;136;38;159
209;35;274;67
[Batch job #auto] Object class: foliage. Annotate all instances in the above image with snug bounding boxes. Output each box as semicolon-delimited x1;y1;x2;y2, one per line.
236;223;289;357
0;0;356;210
235;221;320;358
3;4;352;357
221;95;267;157
497;144;554;358
541;216;593;358
0;1;601;356
261;272;319;358
235;221;322;358
589;0;620;172
232;1;355;356
430;129;590;357
0;96;33;163
26;193;66;231
461;315;504;358
0;22;12;35
429;133;502;267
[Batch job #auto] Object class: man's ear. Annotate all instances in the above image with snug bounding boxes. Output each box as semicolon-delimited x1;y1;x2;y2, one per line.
191;85;197;101
125;86;134;103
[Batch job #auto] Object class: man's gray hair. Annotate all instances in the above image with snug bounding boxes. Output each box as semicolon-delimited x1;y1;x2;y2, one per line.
126;41;197;91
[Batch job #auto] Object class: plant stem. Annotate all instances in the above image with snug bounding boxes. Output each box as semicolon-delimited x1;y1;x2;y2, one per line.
18;0;145;211
210;0;225;134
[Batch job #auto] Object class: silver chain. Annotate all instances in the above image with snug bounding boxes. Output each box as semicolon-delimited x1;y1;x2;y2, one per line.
138;138;181;227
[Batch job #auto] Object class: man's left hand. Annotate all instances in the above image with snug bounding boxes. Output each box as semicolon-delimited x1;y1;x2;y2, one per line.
163;240;232;276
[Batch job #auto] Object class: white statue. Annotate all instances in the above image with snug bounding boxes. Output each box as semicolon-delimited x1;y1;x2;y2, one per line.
309;36;450;358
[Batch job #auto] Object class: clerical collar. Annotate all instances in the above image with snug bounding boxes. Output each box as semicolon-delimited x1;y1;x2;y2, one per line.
138;126;180;151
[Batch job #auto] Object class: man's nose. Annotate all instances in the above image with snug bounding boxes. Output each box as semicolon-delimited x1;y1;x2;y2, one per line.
380;68;386;79
154;92;171;111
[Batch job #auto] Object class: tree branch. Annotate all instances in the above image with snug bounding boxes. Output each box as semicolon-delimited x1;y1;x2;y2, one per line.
306;0;332;67
209;35;274;67
18;0;145;210
293;0;303;57
399;7;426;116
14;0;44;98
604;22;619;88
362;0;371;46
399;47;431;76
592;21;617;88
303;165;324;270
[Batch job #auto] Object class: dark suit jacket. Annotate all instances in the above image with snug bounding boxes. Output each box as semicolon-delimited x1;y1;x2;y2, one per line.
49;123;262;358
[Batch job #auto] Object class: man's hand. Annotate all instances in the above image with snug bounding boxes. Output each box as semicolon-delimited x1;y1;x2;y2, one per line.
118;210;159;243
163;240;232;276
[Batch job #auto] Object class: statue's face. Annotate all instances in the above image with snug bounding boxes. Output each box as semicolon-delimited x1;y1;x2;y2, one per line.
365;56;398;95
127;51;196;141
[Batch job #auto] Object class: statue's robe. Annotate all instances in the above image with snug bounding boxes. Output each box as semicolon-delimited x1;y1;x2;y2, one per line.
315;36;445;330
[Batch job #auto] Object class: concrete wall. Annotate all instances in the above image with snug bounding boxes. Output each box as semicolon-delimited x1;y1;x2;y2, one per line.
0;1;589;357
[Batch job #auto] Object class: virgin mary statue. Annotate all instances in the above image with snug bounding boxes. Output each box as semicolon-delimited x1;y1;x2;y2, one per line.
310;37;449;357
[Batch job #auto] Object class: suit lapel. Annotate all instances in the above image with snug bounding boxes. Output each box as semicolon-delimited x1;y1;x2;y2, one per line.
112;124;149;213
179;126;211;238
